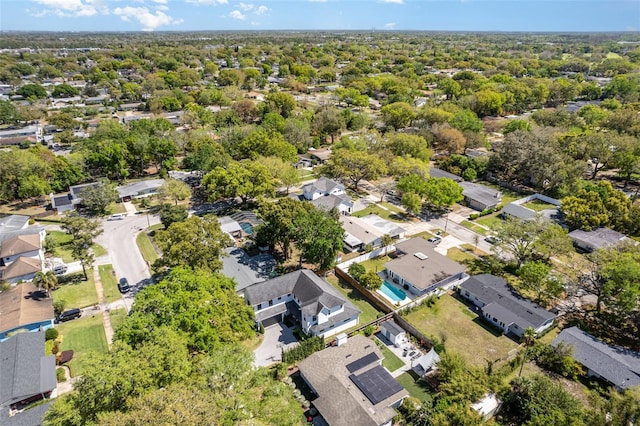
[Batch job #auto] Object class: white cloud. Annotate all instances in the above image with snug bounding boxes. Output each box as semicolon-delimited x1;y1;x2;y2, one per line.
185;0;228;5
113;6;182;31
156;5;169;10
255;5;268;15
30;0;101;17
308;0;328;2
152;0;168;3
384;22;396;29
381;0;404;3
229;9;246;19
238;2;253;11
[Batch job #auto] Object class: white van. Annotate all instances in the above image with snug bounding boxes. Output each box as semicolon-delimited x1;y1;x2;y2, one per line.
107;214;125;221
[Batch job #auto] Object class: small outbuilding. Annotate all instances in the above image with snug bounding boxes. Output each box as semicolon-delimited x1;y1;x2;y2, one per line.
380;320;406;347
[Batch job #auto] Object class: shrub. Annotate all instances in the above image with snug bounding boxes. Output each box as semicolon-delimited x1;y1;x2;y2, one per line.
348;263;366;281
56;367;66;383
53;300;66;316
282;336;324;364
45;328;59;341
363;325;375;336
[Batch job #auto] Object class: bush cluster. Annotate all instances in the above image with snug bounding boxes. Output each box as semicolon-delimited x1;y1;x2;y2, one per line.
282;336;324;364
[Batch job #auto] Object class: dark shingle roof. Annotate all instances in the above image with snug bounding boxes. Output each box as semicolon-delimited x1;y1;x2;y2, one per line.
0;331;56;407
552;327;640;390
311;194;353;212
459;182;502;207
460;274;556;330
429;168;463;182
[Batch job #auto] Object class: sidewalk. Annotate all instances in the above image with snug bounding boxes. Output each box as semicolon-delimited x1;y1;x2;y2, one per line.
122;201;137;216
92;268;115;348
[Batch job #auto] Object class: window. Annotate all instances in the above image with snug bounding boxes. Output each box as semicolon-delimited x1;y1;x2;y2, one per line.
269;300;273;306
278;296;282;300
257;303;262;309
312;316;317;322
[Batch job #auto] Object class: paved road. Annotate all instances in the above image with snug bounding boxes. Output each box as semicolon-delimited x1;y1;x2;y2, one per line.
94;212;160;311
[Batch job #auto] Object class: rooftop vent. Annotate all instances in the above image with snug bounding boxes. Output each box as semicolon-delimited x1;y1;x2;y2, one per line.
414;252;428;260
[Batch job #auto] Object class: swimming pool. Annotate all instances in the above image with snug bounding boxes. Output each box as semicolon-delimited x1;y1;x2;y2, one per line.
239;222;253;235
378;280;407;303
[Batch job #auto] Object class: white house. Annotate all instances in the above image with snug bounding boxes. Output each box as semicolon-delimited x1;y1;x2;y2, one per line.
380;320;406;347
340;214;407;252
568;228;629;252
301;177;345;201
0;227;45;284
243;269;360;338
311;193;354;215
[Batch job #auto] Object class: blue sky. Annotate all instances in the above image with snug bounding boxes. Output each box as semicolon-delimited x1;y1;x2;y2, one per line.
1;0;638;32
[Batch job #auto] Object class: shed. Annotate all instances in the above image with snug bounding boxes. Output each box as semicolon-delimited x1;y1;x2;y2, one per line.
380;320;406;347
412;348;441;377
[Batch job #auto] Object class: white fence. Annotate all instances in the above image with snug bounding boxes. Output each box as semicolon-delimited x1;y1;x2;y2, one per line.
510;193;561;207
336;245;395;270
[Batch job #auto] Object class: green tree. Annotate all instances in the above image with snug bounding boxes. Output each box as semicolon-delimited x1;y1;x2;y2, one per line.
255;198;313;260
401;192;423;215
159;204;188;229
312;106;345;144
381;102;416;130
264;92;296;118
61;213;103;280
33;270;57;297
294;208;344;270
51;84;80;98
348;263;366;281
519;327;537;377
320;149;387;191
154;215;231;273
202;160;275;204
423;177;464;211
158;179;191;205
503;119;532;134
518;261;551;302
17;83;47;99
80;184;118;216
359;270;383;290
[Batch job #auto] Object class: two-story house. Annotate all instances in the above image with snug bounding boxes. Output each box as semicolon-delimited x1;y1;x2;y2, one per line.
301;177;346;201
243;269;360;338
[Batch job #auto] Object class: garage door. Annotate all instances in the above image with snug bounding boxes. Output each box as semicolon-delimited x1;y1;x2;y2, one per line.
262;315;281;328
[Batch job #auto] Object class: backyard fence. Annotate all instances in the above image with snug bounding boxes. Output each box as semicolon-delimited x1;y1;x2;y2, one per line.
336;245;395;270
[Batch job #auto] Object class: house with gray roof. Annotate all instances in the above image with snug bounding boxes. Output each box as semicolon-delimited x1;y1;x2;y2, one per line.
244;269;360;338
298;334;408;426
340;214;406;252
568;228;629;252
552;327;640;391
302;177;345;201
115;179;164;201
0;331;56;409
459;182;502;212
50;182;102;213
311;193;354;215
384;238;466;296
502;193;561;222
459;274;556;338
430;168;463;182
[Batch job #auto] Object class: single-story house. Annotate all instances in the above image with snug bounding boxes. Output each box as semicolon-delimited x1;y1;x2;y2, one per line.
384;238;466;296
459;274;556;338
552;327;640;391
307;147;332;164
311;193;354;215
298;334;409;426
50;182;102;213
302;177;346;201
459;182;502;211
0;331;56;409
218;216;243;239
0;282;55;341
115;179;164;201
295;155;313;169
243;269;360;338
340;214;406;252
0;125;41;144
380;320;406;347
502;193;561;222
567;228;629;252
430;168;463;182
412;348;441;377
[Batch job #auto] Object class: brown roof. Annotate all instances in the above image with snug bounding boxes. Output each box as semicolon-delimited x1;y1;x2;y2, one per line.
0;234;40;258
2;257;41;280
385;238;465;291
0;282;54;332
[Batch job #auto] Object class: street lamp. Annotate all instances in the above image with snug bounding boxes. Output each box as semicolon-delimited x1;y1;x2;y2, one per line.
444;208;450;233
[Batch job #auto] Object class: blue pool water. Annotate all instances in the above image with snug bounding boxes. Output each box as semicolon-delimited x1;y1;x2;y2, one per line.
379;280;407;303
239;222;253;235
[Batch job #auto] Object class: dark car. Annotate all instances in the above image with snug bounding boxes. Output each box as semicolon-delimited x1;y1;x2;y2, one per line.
484;236;501;245
57;308;81;323
118;277;131;293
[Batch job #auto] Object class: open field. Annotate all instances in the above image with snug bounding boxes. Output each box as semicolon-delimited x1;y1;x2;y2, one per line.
56;313;109;377
403;293;519;368
325;275;382;325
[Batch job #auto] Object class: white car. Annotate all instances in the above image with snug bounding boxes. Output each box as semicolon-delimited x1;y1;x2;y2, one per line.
107;214;125;221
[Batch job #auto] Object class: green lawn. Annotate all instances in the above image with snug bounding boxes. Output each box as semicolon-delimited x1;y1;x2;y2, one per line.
47;230;107;262
523;199;557;212
108;202;127;214
396;372;435;402
108;308;128;333
136;230;160;264
359;255;393;274
56;314;109;377
403;294;519;368
408;231;436;240
352;205;408;223
376;338;405;372
325;275;382;325
446;247;477;263
476;214;504;230
381;202;404;214
460;220;489;236
52;270;98;308
478;182;523;205
98;264;123;304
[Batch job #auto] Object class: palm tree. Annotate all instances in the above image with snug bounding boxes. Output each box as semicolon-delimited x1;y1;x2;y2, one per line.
381;234;394;256
34;270;58;298
519;327;537;377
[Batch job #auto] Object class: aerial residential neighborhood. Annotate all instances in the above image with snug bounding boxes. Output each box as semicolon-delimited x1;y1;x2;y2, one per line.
0;16;639;426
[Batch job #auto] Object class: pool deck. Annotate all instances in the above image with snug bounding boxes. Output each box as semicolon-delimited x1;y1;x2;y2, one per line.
376;277;415;308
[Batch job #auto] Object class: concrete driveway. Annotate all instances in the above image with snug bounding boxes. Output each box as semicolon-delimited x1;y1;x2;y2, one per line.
254;322;299;367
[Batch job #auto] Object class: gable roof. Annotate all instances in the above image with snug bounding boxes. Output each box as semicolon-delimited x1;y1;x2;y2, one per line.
0;234;40;258
69;182;101;198
430;167;463;182
552;327;640;390
298;334;408;426
0;282;54;335
567;228;628;251
385;238;465;291
115;179;164;199
0;227;44;246
302;177;344;195
459;182;501;207
1;257;41;280
460;274;556;330
311;193;353;212
0;331;56;407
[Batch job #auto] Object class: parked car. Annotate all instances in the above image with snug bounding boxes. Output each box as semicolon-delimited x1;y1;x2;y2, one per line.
57;308;81;323
484;236;501;245
118;277;130;293
107;214;125;221
52;264;68;276
427;236;442;245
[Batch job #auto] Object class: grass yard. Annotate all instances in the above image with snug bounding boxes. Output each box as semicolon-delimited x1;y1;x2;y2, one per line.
98;264;122;304
375;338;405;372
523;199;557;212
408;231;436;240
56;314;109;377
107;202;127;214
53;270;98;308
359;255;393;274
136;230;160;264
476;214;504;230
478;182;523;205
396;372;435;402
381;202;404;214
352;205;408;223
447;247;477;263
403;294;519;368
325;275;382;325
460;220;489;236
108;308;128;332
47;230;107;262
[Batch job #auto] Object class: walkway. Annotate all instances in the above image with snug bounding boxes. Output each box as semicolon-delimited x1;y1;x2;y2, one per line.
92;267;114;348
